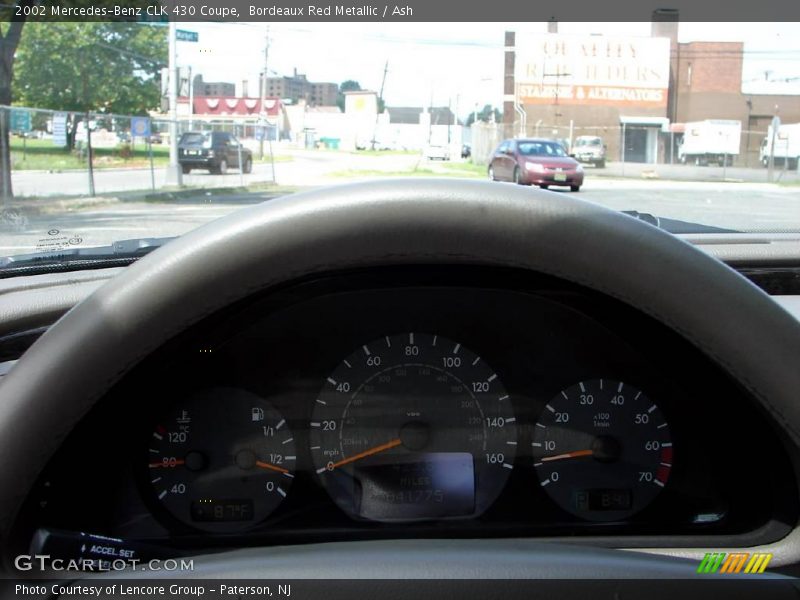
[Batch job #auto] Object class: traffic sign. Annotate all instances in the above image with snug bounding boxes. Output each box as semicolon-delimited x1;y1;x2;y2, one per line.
52;113;67;147
176;29;198;42
10;109;32;133
131;116;151;139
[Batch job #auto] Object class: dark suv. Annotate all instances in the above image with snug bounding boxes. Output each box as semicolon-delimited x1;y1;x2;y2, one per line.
178;131;253;175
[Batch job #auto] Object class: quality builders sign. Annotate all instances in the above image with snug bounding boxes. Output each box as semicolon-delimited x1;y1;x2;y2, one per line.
514;34;670;108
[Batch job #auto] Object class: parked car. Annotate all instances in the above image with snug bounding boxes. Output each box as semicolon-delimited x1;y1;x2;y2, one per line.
149;132;163;145
178;131;253;175
423;144;450;161
553;138;571;154
488;138;584;191
760;123;800;169
572;135;607;167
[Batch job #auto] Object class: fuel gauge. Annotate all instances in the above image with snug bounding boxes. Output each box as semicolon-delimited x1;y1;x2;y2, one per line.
147;387;295;532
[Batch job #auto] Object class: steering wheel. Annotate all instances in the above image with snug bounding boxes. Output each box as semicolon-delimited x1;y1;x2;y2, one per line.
1;179;799;578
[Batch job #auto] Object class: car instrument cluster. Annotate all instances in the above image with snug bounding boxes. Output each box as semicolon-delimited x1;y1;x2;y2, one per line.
20;269;798;553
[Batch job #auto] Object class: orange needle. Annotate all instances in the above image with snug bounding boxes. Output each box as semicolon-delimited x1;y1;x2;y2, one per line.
149;459;185;468
325;438;403;472
540;449;594;462
255;461;289;474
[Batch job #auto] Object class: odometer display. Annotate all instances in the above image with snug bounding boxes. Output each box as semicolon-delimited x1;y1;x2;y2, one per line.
310;333;517;522
532;379;672;521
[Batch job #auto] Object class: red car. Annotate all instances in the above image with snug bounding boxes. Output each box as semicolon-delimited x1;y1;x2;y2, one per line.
488;138;584;191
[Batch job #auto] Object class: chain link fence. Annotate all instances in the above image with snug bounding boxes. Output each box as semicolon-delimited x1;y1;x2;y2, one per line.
470;117;800;181
0;105;279;199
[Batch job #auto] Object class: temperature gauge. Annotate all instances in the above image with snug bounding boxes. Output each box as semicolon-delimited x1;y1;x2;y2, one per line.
147;388;295;532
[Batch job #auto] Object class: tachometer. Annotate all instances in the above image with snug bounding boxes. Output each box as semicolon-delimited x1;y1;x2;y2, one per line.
147;387;295;532
532;379;672;521
310;333;516;522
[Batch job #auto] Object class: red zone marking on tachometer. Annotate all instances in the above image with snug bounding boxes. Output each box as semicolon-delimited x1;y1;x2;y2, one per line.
657;446;673;484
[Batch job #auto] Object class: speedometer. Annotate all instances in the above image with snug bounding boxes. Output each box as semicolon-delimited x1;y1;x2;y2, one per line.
310;333;517;522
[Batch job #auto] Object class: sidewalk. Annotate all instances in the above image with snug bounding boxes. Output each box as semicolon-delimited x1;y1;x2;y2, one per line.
589;161;800;184
1;183;297;217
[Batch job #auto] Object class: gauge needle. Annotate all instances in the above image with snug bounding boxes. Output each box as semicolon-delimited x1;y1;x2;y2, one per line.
255;461;289;474
540;449;594;462
149;459;185;468
323;438;403;472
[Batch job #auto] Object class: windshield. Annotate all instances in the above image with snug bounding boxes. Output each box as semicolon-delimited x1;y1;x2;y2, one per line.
518;142;568;157
0;18;799;268
179;132;211;146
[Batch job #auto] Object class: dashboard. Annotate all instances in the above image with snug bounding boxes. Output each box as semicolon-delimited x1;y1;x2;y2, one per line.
13;266;798;558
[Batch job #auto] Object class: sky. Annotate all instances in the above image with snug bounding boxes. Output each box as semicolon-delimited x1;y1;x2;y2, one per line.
173;22;800;117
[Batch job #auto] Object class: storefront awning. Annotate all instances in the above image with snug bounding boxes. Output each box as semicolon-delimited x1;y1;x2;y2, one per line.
619;116;670;131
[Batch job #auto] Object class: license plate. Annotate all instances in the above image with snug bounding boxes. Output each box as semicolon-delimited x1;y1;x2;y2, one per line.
554;173;567;182
187;150;198;156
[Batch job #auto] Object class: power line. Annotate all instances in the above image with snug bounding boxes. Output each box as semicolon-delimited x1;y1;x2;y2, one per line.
91;40;166;68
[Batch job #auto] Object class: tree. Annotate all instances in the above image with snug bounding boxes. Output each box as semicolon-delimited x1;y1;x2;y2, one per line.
336;80;361;112
14;22;166;149
0;0;38;198
465;104;502;127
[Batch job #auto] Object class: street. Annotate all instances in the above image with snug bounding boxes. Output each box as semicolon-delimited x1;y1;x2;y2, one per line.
2;170;798;257
9;148;422;197
12;147;799;199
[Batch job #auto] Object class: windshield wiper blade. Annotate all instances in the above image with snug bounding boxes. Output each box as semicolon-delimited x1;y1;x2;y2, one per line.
0;236;175;277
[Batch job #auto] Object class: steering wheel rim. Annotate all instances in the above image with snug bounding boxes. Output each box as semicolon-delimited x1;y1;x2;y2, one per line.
1;178;799;572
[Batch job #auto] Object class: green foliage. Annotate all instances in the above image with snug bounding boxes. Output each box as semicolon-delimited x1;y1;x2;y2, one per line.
465;104;503;127
337;80;362;111
13;22;166;116
339;80;362;93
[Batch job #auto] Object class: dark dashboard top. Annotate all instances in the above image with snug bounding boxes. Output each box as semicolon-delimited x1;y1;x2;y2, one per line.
13;267;797;561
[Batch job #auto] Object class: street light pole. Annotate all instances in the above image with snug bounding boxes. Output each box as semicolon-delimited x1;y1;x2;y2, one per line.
188;65;193;131
166;21;182;185
259;26;270;160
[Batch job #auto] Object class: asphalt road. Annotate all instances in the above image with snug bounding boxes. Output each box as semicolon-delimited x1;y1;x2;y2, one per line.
9;148;799;198
2;175;798;257
9;149;418;197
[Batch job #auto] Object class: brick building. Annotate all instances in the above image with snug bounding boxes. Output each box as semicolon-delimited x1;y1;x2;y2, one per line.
505;19;800;165
191;75;235;97
262;69;339;107
671;40;800;165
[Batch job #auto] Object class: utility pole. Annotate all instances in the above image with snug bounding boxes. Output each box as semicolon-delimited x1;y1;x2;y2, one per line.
768;109;780;183
259;26;270;160
447;97;452;144
371;60;388;150
166;21;182;185
188;65;193;131
745;98;752;168
543;65;570;126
